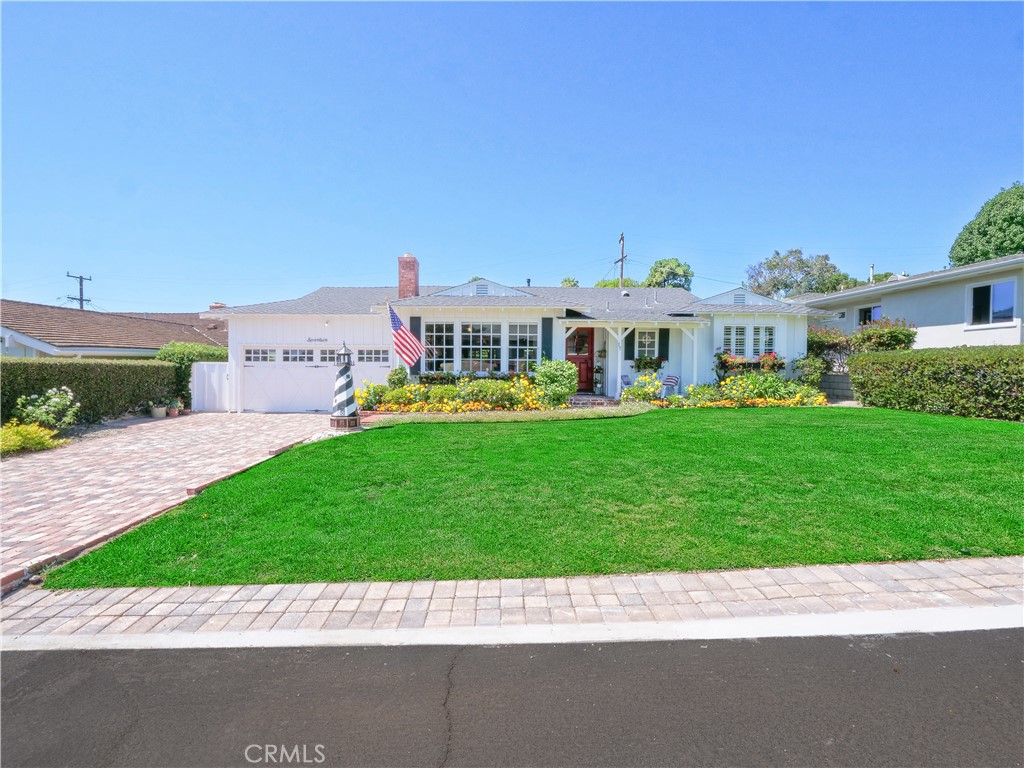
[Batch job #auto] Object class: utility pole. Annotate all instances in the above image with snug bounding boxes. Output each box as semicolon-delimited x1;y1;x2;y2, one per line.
615;232;627;289
66;272;92;310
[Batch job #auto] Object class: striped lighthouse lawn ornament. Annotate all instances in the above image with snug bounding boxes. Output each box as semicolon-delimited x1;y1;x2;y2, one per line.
330;342;361;430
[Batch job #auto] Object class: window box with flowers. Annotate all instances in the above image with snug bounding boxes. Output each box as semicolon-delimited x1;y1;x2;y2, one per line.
633;355;666;373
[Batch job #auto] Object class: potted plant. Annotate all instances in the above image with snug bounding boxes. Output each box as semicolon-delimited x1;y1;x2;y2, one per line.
149;399;168;418
166;398;184;417
592;365;604;394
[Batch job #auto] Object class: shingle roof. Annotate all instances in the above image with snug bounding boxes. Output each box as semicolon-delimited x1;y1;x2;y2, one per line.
113;312;228;345
209;287;448;315
206;283;829;323
1;300;224;350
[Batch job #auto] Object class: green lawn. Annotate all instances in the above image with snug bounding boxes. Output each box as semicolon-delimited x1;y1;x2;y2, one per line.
45;408;1023;589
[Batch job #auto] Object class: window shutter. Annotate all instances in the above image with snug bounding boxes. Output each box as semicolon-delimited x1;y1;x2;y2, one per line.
541;318;553;360
624;329;636;360
657;328;670;360
409;316;422;375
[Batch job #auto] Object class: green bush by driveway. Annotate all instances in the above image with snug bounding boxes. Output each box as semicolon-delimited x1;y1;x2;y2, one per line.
46;408;1023;589
1;357;175;423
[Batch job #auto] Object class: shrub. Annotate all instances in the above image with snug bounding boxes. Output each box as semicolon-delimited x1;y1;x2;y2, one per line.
620;373;664;403
155;342;227;407
793;356;827;387
427;385;460;404
1;420;69;456
386;365;409;389
13;386;81;432
1;358;175;423
382;387;415;406
848;346;1024;421
675;373;827;409
458;379;519;410
534;359;578;406
849;318;917;352
355;383;388;410
416;372;461;386
806;327;851;372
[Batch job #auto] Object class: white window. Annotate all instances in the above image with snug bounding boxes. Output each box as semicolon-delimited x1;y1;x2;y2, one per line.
320;349;337;364
971;280;1015;325
636;330;657;357
858;305;882;324
244;348;275;363
461;323;501;372
356;348;390;363
282;348;314;363
752;326;775;356
508;323;538;373
424;323;455;372
723;326;746;356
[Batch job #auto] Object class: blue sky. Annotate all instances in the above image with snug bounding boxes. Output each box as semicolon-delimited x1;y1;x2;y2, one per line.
3;2;1022;311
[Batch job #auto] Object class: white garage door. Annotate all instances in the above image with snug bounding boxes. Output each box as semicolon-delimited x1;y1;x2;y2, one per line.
241;346;393;413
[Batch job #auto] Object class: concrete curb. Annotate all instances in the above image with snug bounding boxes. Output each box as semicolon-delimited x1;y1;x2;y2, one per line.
4;605;1020;651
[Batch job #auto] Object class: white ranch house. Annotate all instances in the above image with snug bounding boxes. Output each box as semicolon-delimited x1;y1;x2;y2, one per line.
201;254;828;413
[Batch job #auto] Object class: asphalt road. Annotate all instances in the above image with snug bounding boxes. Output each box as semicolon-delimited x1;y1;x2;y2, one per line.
2;630;1021;768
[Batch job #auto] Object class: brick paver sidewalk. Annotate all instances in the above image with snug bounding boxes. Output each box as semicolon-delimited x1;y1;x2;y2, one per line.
2;557;1019;640
1;412;326;593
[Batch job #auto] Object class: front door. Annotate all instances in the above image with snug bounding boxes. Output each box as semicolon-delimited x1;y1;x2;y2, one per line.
566;328;594;392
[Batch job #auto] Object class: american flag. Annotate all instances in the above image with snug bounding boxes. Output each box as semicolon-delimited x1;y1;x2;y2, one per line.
388;303;426;367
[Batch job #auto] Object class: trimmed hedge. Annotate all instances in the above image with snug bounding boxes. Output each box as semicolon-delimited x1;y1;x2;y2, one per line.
1;357;175;423
848;346;1024;421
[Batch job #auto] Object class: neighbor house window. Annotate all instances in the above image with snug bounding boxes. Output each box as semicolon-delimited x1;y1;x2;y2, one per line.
723;326;746;356
244;348;275;363
636;330;657;357
508;323;538;373
858;305;882;324
356;348;389;363
424;323;455;372
282;349;314;363
971;281;1015;325
752;326;776;356
461;323;501;372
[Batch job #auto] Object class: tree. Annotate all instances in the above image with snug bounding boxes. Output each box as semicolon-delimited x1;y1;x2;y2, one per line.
642;258;694;290
468;276;483;282
744;249;861;298
948;184;1024;266
560;277;580;287
594;277;641;288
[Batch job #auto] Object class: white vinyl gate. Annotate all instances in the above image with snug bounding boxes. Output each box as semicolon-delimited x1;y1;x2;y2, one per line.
191;362;230;411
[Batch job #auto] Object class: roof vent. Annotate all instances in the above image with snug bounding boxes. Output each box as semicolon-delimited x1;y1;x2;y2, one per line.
733;293;746;304
475;282;489;295
209;302;227;311
621;290;630;297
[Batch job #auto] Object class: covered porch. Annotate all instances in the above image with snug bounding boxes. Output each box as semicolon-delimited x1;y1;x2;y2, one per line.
557;318;711;398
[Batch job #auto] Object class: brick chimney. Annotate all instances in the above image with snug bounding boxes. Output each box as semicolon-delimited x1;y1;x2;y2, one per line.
208;302;227;311
398;253;420;299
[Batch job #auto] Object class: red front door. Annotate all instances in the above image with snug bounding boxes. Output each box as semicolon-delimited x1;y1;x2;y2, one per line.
566;328;594;392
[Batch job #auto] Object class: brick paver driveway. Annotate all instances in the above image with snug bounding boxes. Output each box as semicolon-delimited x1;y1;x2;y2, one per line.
1;413;326;592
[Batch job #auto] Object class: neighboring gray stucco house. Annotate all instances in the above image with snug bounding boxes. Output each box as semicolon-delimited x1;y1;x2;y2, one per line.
790;254;1024;348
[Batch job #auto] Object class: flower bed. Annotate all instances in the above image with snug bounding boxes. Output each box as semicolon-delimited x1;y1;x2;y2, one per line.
357;372;563;414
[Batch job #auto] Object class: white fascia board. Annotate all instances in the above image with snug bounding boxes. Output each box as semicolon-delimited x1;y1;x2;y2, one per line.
0;327;60;355
803;257;1024;307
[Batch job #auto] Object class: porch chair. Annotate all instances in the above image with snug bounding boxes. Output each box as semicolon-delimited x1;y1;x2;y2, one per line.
661;375;680;398
621;374;632;388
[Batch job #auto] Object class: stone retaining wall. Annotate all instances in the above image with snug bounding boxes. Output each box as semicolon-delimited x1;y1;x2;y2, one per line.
821;373;855;402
